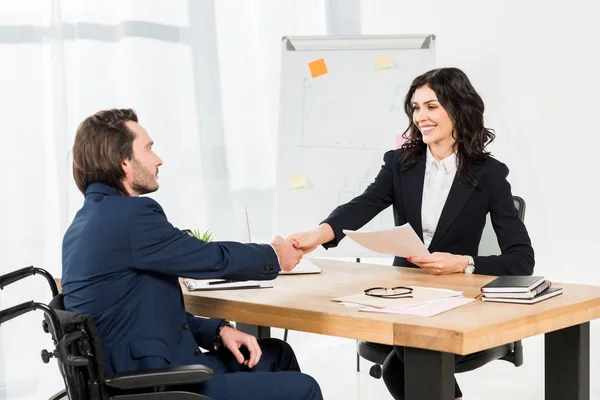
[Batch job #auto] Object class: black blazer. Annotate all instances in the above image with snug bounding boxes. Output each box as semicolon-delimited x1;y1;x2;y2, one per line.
321;148;534;276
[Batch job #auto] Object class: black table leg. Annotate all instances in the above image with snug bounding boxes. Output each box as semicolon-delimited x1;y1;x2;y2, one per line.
236;322;271;339
545;322;590;400
404;346;454;400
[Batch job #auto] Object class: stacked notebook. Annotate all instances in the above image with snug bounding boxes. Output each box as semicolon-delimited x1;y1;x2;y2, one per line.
480;276;562;304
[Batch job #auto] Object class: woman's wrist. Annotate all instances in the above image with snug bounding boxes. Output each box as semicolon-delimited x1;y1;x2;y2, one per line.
457;255;469;272
317;223;335;244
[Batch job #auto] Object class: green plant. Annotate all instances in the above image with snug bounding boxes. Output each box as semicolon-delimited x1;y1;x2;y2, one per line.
188;229;214;242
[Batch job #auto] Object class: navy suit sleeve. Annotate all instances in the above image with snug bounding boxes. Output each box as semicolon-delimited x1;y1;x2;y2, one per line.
473;163;535;276
186;313;224;351
320;150;395;249
129;197;280;280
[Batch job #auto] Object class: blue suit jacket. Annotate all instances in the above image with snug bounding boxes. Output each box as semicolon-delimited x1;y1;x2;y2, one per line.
61;182;279;375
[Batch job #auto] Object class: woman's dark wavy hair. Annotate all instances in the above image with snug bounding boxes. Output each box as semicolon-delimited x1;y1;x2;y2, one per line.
400;67;495;187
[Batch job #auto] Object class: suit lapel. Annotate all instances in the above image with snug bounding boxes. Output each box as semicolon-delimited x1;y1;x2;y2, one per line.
428;164;484;250
400;157;426;241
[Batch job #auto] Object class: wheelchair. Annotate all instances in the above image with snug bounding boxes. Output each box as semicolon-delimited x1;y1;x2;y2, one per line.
1;266;214;399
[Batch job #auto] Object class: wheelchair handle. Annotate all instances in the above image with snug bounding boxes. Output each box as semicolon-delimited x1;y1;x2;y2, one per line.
0;301;64;339
0;266;59;297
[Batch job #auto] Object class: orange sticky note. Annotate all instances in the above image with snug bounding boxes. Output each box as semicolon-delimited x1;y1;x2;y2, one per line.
308;58;328;78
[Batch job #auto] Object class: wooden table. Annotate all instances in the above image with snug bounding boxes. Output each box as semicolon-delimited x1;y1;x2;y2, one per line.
183;258;600;400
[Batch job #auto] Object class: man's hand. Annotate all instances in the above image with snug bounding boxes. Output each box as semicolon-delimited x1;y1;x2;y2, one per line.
270;236;303;272
219;326;262;368
286;224;335;255
409;252;468;275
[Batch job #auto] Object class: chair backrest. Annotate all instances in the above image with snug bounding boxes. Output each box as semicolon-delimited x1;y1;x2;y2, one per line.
45;294;110;400
478;196;526;256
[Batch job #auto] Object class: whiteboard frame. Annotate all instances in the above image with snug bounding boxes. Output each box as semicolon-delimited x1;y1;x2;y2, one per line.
282;34;435;51
273;34;436;258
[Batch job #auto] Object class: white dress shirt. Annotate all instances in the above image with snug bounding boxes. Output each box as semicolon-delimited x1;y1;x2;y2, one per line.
421;148;457;248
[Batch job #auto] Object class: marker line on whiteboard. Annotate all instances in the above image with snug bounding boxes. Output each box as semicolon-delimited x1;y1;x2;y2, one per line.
300;77;308;155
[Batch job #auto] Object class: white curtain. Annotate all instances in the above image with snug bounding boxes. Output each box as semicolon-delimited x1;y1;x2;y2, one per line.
0;1;345;398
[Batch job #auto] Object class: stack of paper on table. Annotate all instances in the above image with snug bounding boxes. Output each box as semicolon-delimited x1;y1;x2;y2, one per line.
343;223;429;258
333;287;474;317
333;286;462;308
359;297;475;317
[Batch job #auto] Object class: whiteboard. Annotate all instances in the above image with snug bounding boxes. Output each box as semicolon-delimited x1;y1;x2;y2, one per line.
274;35;436;257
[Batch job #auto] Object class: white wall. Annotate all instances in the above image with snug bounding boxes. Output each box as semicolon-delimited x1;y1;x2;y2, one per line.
359;3;600;398
361;0;600;286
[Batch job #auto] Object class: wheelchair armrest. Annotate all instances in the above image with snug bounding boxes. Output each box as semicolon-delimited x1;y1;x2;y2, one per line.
104;364;214;390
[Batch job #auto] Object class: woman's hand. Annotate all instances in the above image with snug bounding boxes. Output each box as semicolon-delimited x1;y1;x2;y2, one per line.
286;230;322;254
286;224;335;255
409;252;468;275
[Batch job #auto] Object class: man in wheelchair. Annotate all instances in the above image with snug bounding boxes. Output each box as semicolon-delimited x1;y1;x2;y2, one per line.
60;109;323;400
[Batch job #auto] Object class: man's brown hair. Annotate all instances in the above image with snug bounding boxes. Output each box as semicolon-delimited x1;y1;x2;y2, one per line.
72;108;138;195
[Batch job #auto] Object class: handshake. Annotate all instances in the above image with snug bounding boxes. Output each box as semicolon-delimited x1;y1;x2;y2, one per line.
270;224;335;272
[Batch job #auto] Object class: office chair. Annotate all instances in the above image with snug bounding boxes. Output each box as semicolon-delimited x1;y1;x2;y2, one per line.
356;196;527;378
0;266;214;400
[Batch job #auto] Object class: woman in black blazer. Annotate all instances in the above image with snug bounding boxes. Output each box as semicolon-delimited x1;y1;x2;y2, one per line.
288;67;534;400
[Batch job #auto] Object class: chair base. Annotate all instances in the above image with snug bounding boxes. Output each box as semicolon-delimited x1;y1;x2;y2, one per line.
356;340;393;365
357;339;523;379
369;364;382;379
356;340;393;379
455;343;517;373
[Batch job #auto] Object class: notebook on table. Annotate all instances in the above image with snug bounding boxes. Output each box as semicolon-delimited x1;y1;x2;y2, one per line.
481;287;563;304
483;279;552;299
481;276;547;293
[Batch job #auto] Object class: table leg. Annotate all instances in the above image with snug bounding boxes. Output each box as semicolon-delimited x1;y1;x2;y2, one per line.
545;322;590;400
404;346;454;400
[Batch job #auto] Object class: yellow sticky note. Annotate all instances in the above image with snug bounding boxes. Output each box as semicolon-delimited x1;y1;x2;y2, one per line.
375;56;394;70
289;174;308;189
308;58;328;78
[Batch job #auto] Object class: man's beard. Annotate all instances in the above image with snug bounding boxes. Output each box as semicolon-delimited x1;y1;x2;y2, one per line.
131;159;159;195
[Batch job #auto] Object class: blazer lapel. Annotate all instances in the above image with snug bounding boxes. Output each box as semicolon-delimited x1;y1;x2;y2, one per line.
428;164;484;250
400;157;426;241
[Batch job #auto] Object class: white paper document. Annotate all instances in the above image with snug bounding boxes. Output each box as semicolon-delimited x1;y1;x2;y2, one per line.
343;223;429;258
359;296;475;317
333;286;473;317
339;302;368;309
279;259;323;275
333;286;463;308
